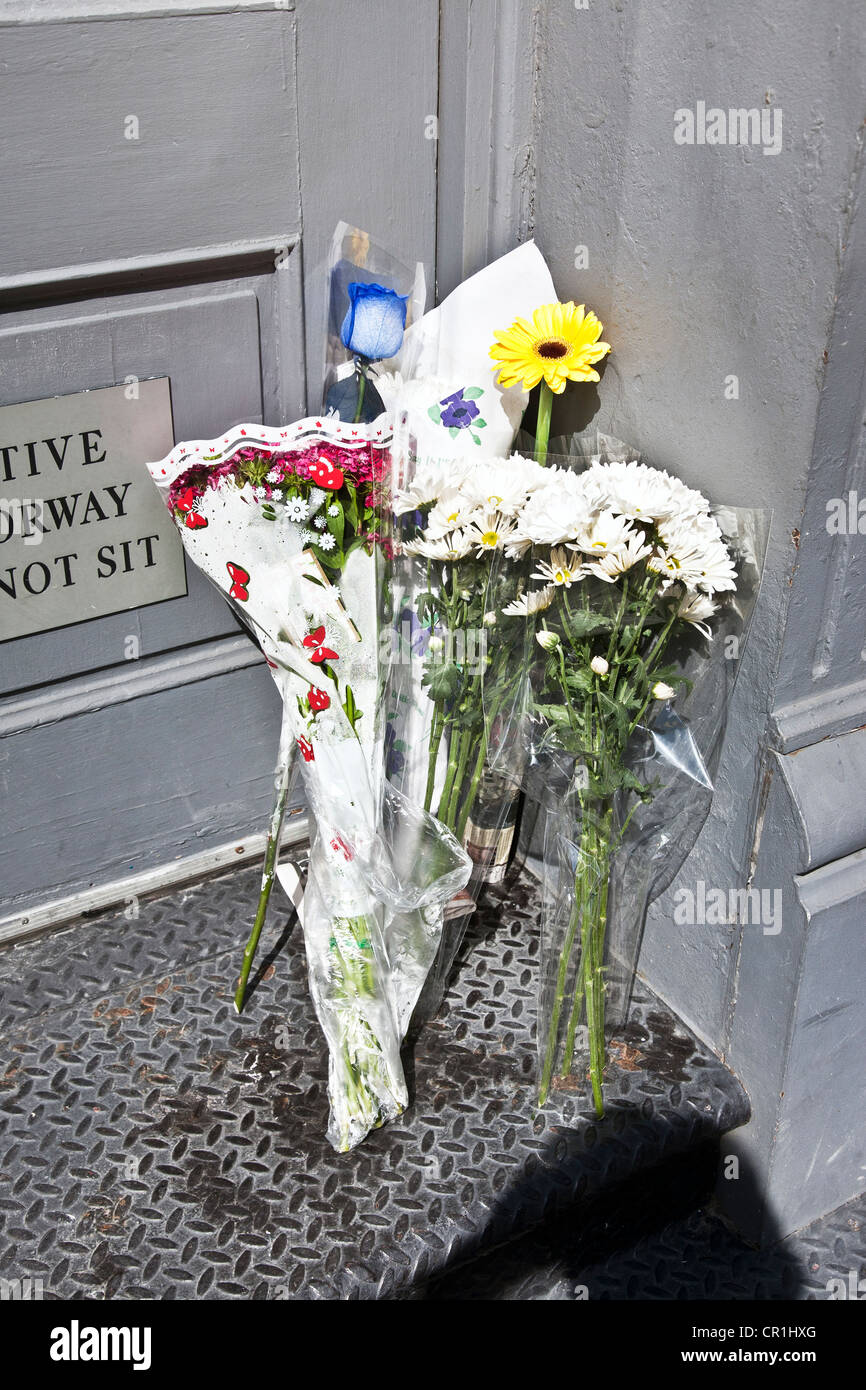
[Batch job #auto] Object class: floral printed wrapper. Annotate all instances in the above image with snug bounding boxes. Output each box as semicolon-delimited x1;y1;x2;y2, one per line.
146;418;469;1150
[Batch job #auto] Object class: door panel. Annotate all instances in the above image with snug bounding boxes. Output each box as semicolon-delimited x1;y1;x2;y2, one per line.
0;0;440;928
0;11;300;279
0;274;301;693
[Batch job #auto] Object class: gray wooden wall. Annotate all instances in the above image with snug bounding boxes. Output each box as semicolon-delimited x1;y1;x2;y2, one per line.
518;0;866;1238
0;0;438;927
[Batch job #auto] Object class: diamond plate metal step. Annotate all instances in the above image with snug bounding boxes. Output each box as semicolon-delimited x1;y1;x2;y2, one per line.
423;1188;866;1300
0;861;749;1300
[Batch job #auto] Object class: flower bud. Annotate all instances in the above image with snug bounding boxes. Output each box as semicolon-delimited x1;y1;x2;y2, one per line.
536;630;561;652
652;680;676;700
590;656;609;676
483;611;497;626
428;635;444;653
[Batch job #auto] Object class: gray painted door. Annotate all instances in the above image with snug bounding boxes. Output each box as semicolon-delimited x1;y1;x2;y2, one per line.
0;1;438;933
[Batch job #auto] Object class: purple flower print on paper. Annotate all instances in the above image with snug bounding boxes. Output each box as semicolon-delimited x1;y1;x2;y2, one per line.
384;720;406;779
428;387;487;445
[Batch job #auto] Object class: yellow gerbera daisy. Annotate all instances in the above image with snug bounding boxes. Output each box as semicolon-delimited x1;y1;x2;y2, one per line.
489;301;611;394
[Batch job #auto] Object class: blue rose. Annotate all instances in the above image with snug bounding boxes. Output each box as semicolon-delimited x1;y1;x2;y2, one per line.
340;282;408;361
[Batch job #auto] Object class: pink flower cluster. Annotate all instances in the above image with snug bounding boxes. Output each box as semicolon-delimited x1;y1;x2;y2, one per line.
167;441;380;513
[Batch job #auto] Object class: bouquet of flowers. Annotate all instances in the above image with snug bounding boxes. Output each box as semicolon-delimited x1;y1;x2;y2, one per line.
147;417;469;1150
476;437;768;1116
375;246;557;909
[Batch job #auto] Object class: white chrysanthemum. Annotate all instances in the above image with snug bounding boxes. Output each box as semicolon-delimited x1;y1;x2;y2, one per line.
656;522;737;593
502;530;534;559
424;489;478;538
317;531;336;552
573;509;637;556
286;495;309;523
314;514;327;530
590;656;609;676
464;508;516;557
584;529;652;582
328;504;341;517
652;681;676;700
532;546;585;588
536;629;561;652
517;469;596;545
501;585;556;617
266;468;284;484
676;590;718;639
587;460;711;525
459;457;548;517
404;530;473;561
392;456;468;512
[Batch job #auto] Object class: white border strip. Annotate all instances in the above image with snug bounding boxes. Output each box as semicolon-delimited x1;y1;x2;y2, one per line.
0;3;291;25
0;813;309;947
148;415;393;488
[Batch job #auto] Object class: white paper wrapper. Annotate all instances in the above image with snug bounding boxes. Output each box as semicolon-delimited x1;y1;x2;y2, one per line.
146;418;470;1149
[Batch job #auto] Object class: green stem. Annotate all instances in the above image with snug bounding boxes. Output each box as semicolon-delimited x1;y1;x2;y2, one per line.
538;883;582;1106
455;724;488;841
535;380;554;465
234;728;294;1014
437;725;464;830
445;727;472;829
353;361;367;424
424;704;445;811
560;815;593;1075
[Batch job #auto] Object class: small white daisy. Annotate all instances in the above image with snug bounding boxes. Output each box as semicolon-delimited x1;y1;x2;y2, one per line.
501;585;555;617
300;529;315;545
253;486;267;501
532;546;585;588
314;515;327;530
286;496;309;523
266;468;283;484
318;532;336;552
328;504;340;517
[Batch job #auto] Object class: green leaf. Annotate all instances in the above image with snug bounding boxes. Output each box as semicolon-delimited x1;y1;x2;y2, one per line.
327;504;345;549
566;666;594;694
448;426;459;438
475;417;487;428
313;544;344;571
343;481;359;535
428;404;442;423
342;684;363;732
566;609;612;640
423;662;460;702
598;689;631;745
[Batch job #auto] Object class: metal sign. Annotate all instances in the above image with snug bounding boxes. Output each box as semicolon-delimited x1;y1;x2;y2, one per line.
0;378;186;641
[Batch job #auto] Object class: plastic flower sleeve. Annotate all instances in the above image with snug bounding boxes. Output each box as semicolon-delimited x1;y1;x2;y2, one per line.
374;238;556;835
378;439;545;1030
321;221;425;424
145;419;469;1149
486;439;769;1116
